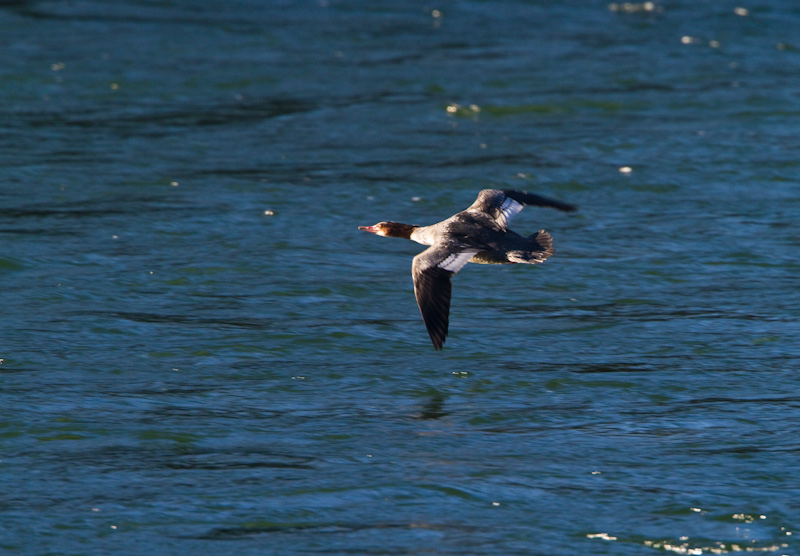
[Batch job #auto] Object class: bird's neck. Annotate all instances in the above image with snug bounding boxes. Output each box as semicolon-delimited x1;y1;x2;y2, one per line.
383;222;418;240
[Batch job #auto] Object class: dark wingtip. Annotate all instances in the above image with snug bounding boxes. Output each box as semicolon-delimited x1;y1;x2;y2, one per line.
536;197;578;213
502;190;578;213
426;326;446;350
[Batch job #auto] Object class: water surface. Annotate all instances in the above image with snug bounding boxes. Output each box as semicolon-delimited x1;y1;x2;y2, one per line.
1;1;799;554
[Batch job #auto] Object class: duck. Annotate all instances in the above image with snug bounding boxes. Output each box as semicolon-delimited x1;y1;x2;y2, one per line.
359;189;577;349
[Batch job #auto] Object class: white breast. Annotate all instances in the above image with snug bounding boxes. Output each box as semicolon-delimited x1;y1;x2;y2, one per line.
409;226;437;246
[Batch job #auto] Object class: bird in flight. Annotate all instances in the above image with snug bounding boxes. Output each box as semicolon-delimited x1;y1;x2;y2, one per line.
359;189;577;349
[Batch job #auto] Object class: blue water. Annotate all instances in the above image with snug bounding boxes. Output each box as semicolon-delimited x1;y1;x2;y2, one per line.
2;1;800;554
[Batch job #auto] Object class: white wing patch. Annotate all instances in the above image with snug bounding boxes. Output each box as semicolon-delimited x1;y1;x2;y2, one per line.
498;197;523;227
437;249;480;273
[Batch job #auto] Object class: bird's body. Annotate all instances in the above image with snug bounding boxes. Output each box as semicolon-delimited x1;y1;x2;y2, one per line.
359;189;576;349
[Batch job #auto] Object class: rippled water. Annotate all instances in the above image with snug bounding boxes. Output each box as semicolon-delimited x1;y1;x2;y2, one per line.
2;1;800;554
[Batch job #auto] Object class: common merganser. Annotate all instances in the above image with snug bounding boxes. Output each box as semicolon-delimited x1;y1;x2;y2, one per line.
359;189;577;349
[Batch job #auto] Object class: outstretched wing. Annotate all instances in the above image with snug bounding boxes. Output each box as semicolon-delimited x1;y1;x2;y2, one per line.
412;245;479;350
467;189;577;229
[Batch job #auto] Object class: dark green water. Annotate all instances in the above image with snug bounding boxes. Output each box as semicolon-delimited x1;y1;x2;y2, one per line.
2;1;799;554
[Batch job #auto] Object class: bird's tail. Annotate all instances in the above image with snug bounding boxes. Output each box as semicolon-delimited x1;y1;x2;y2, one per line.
531;229;554;257
508;230;555;264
